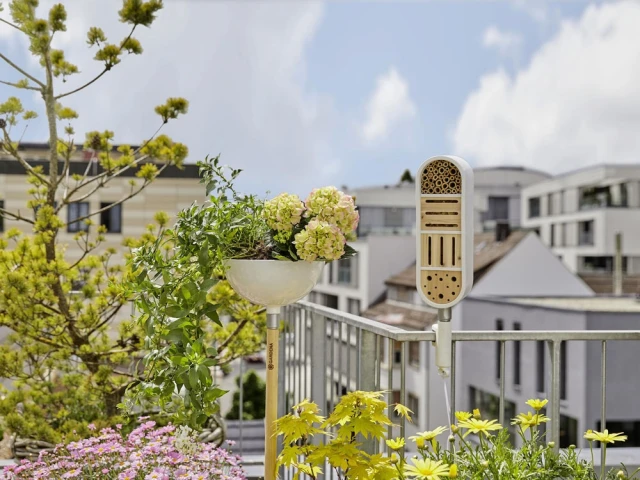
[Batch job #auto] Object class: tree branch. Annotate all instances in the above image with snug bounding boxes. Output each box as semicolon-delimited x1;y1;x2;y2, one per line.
0;79;40;91
0;17;24;34
1;128;50;186
0;53;44;87
55;25;138;100
55;68;109;100
0;207;35;225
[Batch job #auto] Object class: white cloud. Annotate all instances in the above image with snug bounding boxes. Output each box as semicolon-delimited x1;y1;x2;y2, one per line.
482;26;522;55
360;67;416;145
453;1;640;174
0;1;336;195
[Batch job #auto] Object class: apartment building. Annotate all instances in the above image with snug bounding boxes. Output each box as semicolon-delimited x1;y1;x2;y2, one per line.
474;166;550;232
520;164;640;275
0;143;204;263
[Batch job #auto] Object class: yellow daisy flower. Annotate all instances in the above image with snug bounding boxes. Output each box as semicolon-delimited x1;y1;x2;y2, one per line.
526;399;548;412
458;418;503;438
584;429;627;444
404;458;451;480
409;425;448;442
386;437;405;450
511;412;550;431
455;411;472;422
473;408;481;419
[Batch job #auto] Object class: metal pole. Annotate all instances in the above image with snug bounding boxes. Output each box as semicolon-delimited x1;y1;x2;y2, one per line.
265;308;280;480
614;232;623;296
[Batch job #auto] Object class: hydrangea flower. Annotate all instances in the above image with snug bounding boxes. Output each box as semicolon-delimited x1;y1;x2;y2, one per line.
3;422;246;480
304;187;359;237
263;193;305;233
294;220;345;261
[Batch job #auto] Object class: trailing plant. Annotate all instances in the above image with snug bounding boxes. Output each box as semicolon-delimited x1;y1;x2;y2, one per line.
125;157;359;428
277;393;638;480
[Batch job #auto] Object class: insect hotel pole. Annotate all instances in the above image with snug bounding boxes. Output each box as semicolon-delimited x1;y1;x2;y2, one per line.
415;156;474;377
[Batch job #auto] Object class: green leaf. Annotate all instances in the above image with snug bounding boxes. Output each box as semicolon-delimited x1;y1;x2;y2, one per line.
204;387;227;403
165;305;187;318
203;303;220;325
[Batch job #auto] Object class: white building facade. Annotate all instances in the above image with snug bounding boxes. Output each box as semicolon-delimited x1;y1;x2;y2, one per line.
520;164;640;274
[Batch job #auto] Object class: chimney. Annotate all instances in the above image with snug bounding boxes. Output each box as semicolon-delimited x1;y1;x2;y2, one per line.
614;232;623;296
495;221;511;242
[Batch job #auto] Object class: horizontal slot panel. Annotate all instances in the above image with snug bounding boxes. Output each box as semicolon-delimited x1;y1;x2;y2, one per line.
420;195;462;231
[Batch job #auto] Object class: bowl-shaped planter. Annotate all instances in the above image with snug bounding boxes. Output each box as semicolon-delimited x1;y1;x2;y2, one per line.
224;259;324;310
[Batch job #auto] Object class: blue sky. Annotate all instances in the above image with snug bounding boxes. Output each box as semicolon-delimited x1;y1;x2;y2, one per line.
2;0;638;197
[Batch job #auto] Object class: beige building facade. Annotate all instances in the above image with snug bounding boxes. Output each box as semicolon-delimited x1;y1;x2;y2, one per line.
0;142;205;261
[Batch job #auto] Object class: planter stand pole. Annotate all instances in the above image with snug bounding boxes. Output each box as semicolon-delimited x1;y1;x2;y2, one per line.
265;307;280;480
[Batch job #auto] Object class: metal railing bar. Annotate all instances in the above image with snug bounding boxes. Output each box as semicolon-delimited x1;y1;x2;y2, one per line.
499;341;506;427
356;327;361;390
330;319;336;415
453;330;640;341
347;324;352;392
387;337;394;454
400;342;407;456
601;340;607;467
450;341;456;450
550;341;561;450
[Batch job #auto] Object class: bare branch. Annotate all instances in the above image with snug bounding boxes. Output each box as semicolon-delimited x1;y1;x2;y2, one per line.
55;68;109;100
0;53;44;87
1;128;50;186
0;17;25;34
0;79;40;91
55;25;138;100
0;207;35;225
62;154;151;205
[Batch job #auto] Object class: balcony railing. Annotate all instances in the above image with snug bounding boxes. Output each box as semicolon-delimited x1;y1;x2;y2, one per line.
231;301;640;478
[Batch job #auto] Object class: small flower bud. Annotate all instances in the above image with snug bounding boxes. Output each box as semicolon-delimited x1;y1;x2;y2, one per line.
451;424;459;434
416;438;425;449
617;470;626;479
390;455;398;465
548;441;555;448
448;435;455;443
481;461;489;468
569;444;576;450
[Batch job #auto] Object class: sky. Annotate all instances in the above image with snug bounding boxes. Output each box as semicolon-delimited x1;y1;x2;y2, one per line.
1;0;639;197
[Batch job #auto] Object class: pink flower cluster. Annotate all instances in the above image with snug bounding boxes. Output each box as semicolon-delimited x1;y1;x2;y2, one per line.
3;422;246;480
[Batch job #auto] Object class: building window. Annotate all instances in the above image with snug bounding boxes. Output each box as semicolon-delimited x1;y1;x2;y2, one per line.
384;207;404;228
328;261;334;284
528;197;541;218
596;420;640;447
561;223;567;247
580;256;628;273
469;386;517;439
579;184;629;210
395;287;412;303
578;220;594;246
67;202;90;233
337;258;352;285
100;202;122;233
0;200;4;232
393;341;402;364
549;224;556;247
513;323;521;387
323;294;338;309
536;341;545;393
560;190;565;214
547;193;553;216
409;342;420;368
487;196;509;221
407;393;420;424
560;415;578;448
496;319;503;381
347;298;360;316
560;342;567;400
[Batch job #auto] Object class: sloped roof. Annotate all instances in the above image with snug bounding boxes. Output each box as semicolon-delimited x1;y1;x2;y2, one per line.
579;274;640;295
385;230;530;289
362;302;437;330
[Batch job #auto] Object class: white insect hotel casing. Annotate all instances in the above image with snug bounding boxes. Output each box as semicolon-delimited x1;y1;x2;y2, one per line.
415;155;474;376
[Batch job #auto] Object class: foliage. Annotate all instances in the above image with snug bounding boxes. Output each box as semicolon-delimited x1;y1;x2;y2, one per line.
124;157;358;428
400;169;414;183
225;370;266;421
196;157;359;262
2;421;247;480
277;393;639;480
0;0;191;441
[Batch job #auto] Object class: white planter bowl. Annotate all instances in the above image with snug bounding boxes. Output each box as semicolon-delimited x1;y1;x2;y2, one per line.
224;259;324;310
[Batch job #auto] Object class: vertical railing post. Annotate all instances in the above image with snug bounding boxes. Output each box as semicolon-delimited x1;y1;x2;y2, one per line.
360;329;377;454
549;340;561;451
310;312;327;418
